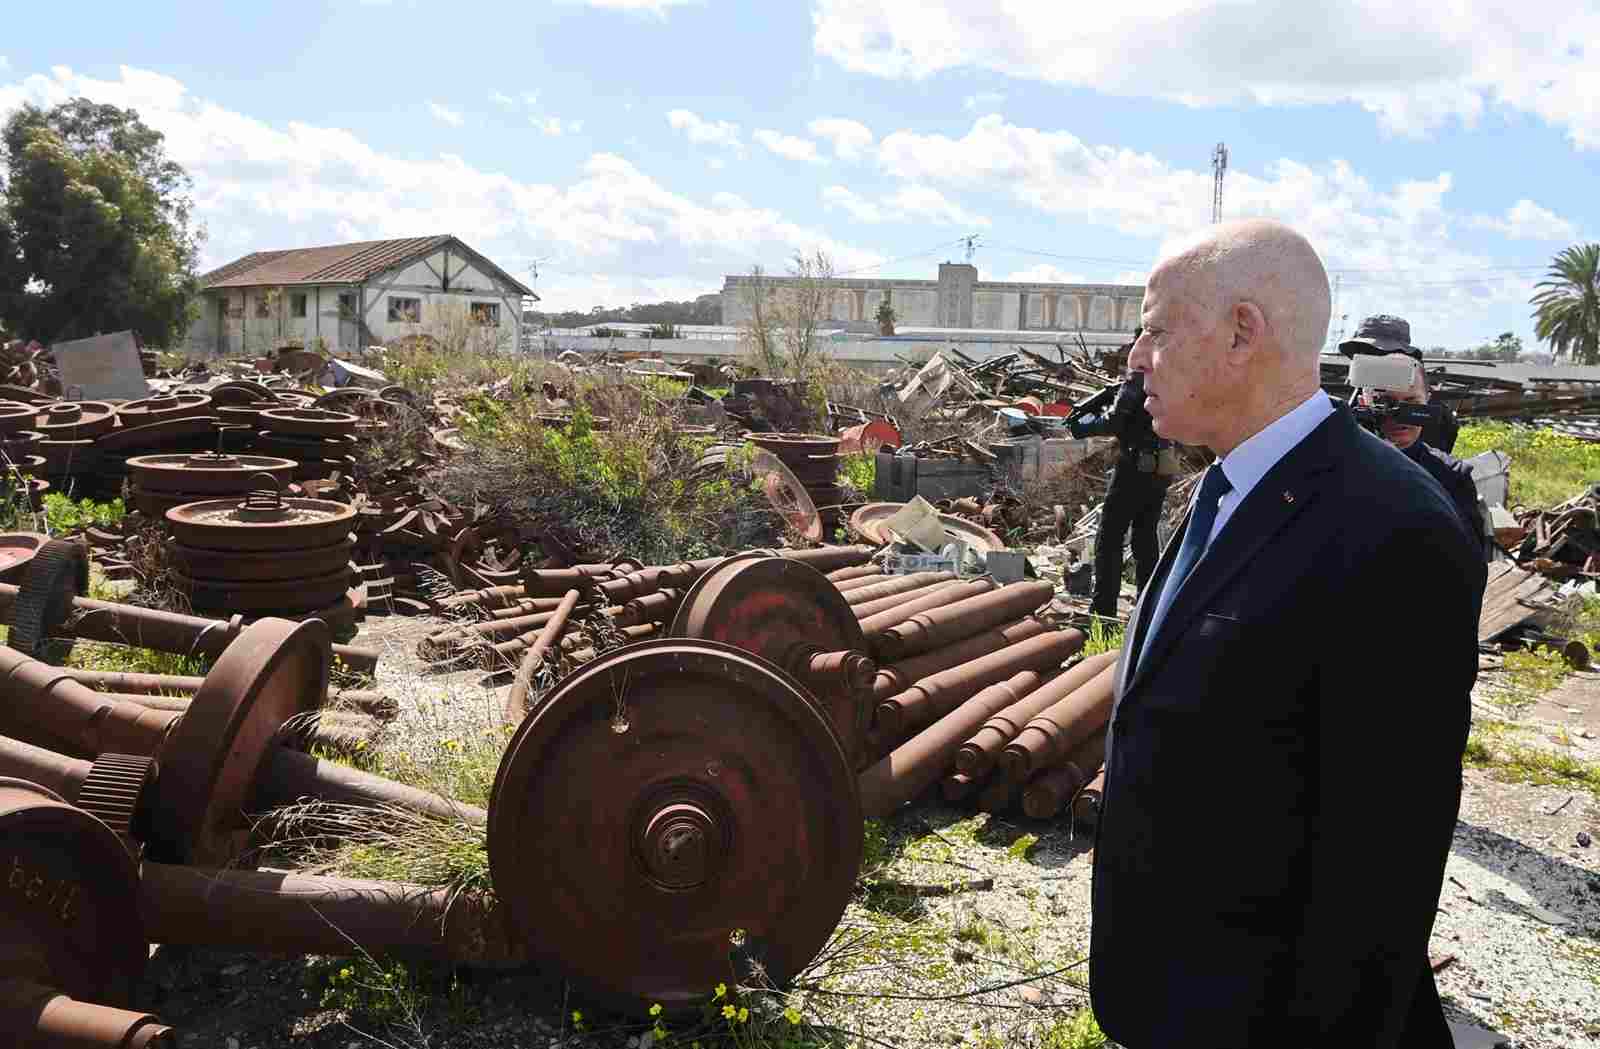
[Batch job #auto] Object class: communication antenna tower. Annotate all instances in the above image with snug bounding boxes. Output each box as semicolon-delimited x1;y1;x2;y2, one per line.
961;234;981;263
1211;142;1228;224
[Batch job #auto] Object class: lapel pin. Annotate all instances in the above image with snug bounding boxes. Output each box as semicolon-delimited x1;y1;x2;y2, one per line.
1283;490;1295;504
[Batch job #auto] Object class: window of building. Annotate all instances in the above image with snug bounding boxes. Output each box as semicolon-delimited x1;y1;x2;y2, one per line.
338;293;357;318
470;301;500;326
387;296;421;323
290;293;307;318
254;294;272;318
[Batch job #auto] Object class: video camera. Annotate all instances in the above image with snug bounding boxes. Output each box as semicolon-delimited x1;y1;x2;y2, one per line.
1347;353;1439;435
1065;377;1128;440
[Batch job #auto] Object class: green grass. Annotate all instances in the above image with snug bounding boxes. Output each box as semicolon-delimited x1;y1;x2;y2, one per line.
1453;422;1600;510
1464;724;1600;799
1083;618;1125;656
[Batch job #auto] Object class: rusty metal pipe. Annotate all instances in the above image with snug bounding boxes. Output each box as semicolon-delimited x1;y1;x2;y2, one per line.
859;668;1045;819
505;589;580;723
795;648;877;696
0;980;175;1048
487;596;569;620
777;545;875;573
0;584;379;674
255;746;486;824
1021;728;1108;820
839;571;952;601
873;581;1056;662
875;628;1086;739
52;668;205;695
872;617;1049;700
137;862;522;966
956;651;1118;778
420;610;558;662
612;588;681;628
859;579;996;638
522;568;603;597
825;563;881;583
849;578;967;620
0;734;90;805
436;584;527;611
0;648;177;756
999;662;1117;783
1072;769;1105;829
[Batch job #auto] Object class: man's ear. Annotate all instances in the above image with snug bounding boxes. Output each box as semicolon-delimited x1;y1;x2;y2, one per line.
1228;301;1267;361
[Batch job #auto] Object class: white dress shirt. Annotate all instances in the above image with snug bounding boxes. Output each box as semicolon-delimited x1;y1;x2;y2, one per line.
1201;390;1335;548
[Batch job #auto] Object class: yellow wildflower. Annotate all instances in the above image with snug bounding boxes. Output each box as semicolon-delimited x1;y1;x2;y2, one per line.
713;982;727;999
649;1003;662;1017
784;1007;802;1025
722;1004;737;1020
737;1007;749;1024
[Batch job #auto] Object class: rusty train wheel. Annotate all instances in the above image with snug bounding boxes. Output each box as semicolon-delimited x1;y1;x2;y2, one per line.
670;555;866;662
0;532;48;584
0;778;147;1007
489;640;862;1015
144;618;329;865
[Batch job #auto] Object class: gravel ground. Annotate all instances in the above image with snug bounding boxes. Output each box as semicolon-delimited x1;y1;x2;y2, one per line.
145;612;1600;1049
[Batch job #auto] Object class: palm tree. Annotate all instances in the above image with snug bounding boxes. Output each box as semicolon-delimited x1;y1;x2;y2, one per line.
1531;243;1600;365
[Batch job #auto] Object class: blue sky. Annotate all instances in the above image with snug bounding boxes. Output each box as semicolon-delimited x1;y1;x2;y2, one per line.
4;0;1598;351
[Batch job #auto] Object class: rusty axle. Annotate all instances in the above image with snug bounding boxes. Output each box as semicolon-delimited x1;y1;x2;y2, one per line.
956;651;1118;778
998;662;1118;782
875;628;1086;739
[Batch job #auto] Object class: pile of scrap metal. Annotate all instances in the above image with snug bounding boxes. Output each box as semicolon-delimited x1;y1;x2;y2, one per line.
1498;484;1600;580
1320;358;1600;421
882;341;1120;429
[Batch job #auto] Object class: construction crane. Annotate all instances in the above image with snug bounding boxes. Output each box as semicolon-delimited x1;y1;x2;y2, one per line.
1211;142;1228;224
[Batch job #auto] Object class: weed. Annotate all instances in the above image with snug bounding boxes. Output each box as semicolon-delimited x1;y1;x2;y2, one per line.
1039;1009;1108;1049
1486;647;1571;716
1453;422;1600;510
836;452;874;500
1463;730;1600;799
1083;618;1125;657
1006;833;1040;862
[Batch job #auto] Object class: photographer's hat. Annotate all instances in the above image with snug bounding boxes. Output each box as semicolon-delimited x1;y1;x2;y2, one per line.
1339;315;1421;360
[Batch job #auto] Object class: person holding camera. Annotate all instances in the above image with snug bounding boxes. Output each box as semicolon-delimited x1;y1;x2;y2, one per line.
1070;341;1180;618
1343;315;1487;555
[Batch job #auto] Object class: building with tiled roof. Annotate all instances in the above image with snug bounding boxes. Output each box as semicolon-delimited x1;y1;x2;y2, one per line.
186;235;536;357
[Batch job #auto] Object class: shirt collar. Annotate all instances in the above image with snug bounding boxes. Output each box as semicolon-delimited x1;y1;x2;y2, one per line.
1217;390;1334;504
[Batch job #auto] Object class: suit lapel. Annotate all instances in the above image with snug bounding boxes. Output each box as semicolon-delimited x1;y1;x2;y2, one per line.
1117;508;1188;697
1122;408;1347;698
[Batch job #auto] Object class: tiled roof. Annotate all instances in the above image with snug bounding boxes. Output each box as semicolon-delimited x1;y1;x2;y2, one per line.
199;235;535;296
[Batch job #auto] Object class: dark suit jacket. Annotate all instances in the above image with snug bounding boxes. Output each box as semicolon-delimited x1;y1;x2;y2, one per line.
1090;404;1486;1049
1406;439;1486;557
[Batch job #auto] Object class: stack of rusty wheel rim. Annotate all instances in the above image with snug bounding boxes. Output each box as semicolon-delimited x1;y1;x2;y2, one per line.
256;408;358;481
0;419;49;511
125;452;298;520
166;474;358;618
21;401;114;494
96;395;220;501
745;432;845;533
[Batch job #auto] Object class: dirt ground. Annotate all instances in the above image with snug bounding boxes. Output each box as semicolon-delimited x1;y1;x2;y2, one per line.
140;613;1600;1049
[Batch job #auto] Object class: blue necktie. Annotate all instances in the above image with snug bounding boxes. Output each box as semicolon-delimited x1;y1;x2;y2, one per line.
1138;464;1232;670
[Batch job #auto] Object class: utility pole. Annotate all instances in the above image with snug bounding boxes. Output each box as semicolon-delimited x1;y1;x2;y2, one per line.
1211;142;1228;224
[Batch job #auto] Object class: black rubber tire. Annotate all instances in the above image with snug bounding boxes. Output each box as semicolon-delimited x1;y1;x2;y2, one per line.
5;538;88;662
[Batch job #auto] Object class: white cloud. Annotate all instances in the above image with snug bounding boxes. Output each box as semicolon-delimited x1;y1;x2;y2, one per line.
489;91;515;108
823;185;885;223
1469;199;1578;241
522;92;540;107
754;129;825;164
814;1;1600;148
963;90;1005;112
579;0;700;16
0;65;881;312
823;183;988;227
532;116;581;136
808;117;874;161
427;102;463;127
874;115;1541;335
0;58;9;72
666;109;743;153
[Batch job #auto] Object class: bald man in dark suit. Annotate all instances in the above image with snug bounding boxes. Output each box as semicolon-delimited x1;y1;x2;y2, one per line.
1090;220;1485;1048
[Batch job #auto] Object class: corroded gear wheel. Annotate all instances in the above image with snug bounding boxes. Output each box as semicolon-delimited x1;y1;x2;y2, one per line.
489;639;862;1015
5;538;88;662
0;778;148;1009
144;617;329;865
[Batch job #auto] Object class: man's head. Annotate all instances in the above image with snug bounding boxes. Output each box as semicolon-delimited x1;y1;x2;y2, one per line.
1340;314;1421;361
1356;353;1429;449
1128;219;1331;454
